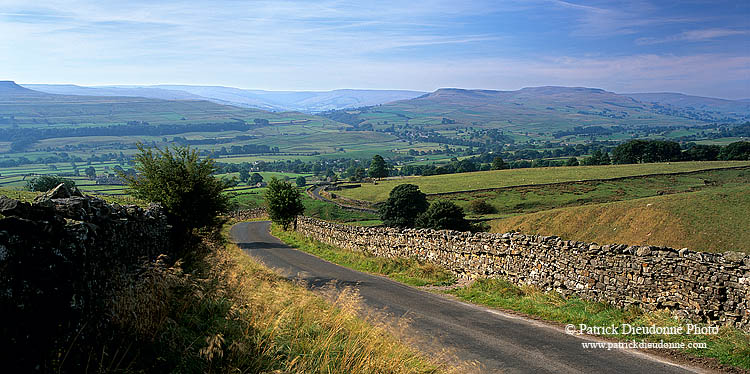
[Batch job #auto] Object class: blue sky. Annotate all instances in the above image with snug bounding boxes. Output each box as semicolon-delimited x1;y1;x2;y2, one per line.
1;0;748;99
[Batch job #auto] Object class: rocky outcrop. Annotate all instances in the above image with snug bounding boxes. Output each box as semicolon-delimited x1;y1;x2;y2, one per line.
296;216;750;331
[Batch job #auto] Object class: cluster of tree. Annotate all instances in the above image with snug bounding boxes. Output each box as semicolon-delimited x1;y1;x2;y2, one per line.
611;140;750;164
378;184;473;232
209;144;279;156
552;125;624;138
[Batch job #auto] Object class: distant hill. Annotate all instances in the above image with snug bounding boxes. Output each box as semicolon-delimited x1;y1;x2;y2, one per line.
24;84;206;101
625;92;750;117
23;84;425;113
1;81;308;127
0;81;45;96
322;86;750;134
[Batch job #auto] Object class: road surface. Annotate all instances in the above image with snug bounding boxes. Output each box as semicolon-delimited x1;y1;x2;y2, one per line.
230;221;699;374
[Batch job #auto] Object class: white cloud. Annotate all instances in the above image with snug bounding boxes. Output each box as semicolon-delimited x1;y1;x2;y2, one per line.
636;28;750;45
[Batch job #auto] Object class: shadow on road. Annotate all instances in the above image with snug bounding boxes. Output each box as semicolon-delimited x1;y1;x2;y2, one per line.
236;241;280;250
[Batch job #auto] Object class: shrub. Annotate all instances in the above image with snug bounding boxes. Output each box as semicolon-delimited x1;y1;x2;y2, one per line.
264;177;305;230
416;201;470;232
468;199;497;214
121;144;230;253
24;175;75;192
295;176;307;187
379;184;428;228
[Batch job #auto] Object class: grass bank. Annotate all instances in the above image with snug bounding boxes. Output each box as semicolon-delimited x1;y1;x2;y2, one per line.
490;184;750;253
449;279;750;370
102;226;455;373
274;226;750;371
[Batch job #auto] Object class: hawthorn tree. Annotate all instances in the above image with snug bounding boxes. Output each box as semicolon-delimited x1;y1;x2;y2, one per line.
264;177;304;230
121;144;230;254
416;201;470;232
379;184;428;228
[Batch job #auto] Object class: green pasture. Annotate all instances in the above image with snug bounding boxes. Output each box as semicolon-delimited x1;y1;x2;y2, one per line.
336;161;750;202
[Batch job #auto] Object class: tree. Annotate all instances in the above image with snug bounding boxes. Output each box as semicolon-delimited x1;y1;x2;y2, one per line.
491;156;505;170
264;177;305;230
121;144;230;251
84;166;97;179
249;172;264;185
416;201;470;232
379;184;428;228
349;167;366;182
25;175;76;192
295;176;307;187
719;141;750;160
368;155;389;179
684;144;720;161
566;157;579;166
238;163;251;183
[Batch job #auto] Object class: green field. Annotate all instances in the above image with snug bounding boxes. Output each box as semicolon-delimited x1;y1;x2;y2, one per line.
490;184;750;253
336;161;750;202
435;167;750;219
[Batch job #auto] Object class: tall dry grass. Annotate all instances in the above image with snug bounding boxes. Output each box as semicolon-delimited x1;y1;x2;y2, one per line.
99;227;461;373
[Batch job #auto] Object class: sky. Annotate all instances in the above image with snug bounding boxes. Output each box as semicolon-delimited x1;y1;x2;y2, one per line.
1;0;748;99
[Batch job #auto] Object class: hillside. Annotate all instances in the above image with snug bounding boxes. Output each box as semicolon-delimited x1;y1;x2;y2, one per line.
489;184;750;253
335;161;750;202
1;81;288;126
626;92;750;117
322;86;750;135
24;84;425;113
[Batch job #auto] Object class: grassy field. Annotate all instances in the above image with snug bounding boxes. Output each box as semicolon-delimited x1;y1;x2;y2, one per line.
336;161;750;202
490;184;750;253
438;167;750;220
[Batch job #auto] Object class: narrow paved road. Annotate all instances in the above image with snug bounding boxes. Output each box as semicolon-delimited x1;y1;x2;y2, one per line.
231;221;699;374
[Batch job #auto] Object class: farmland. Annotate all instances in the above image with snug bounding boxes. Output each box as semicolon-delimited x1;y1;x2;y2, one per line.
335;161;750;202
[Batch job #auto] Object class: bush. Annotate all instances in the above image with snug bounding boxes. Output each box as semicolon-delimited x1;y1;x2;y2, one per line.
468;199;497;214
121;144;230;254
379;184;428;228
265;177;305;230
416;201;470;232
24;175;75;192
295;176;307;187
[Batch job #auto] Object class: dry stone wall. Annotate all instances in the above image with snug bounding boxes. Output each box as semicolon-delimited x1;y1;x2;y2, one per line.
228;208;268;221
296;216;750;330
0;188;170;367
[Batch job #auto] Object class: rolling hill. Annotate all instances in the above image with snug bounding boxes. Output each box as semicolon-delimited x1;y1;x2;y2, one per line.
322;86;750;134
0;81;318;127
625;92;750;117
23;84;425;113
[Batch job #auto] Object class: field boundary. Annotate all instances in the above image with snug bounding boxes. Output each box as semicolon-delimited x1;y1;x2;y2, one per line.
296;215;750;331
